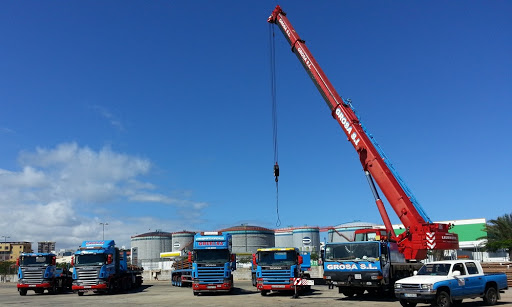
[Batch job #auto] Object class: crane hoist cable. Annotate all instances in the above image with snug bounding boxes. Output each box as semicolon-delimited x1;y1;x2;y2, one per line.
269;23;281;227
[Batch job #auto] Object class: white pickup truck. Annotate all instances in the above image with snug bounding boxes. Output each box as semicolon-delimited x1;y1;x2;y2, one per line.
394;260;508;307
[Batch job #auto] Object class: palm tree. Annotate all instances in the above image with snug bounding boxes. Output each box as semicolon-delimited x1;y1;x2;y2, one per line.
482;213;512;261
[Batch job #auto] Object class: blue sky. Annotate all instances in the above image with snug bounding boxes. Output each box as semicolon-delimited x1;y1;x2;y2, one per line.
1;1;511;250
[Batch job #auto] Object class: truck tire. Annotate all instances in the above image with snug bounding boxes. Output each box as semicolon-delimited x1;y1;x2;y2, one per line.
435;290;451;307
78;291;84;296
483;286;498;306
19;289;27;296
251;273;256;287
399;299;417;307
260;290;268;296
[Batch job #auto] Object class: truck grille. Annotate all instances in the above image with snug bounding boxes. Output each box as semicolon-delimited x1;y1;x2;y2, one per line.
196;266;225;284
260;269;291;285
75;267;101;286
401;283;421;290
20;267;45;284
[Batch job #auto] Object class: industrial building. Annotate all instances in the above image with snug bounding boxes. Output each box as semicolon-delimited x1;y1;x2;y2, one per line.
37;241;56;253
0;241;32;262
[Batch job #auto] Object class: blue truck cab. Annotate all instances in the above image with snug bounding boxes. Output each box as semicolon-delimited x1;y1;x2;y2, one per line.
72;240;142;296
253;247;313;296
191;232;236;295
323;240;421;297
17;252;72;295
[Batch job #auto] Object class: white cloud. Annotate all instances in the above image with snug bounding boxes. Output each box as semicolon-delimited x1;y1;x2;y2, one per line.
0;143;209;250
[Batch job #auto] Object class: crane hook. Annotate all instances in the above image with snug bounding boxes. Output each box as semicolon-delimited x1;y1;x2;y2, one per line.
273;162;279;182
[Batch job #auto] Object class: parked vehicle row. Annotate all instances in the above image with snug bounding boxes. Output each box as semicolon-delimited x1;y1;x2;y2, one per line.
16;239;143;296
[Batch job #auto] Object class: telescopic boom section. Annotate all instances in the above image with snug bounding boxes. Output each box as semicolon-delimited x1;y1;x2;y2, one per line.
268;5;458;260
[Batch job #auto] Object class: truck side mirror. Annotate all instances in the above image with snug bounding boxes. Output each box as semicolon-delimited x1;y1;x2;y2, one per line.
16;258;20;266
188;251;193;263
231;254;236;262
52;256;56;266
298;255;303;265
107;254;113;264
71;257;74;267
252;254;257;266
452;270;461;276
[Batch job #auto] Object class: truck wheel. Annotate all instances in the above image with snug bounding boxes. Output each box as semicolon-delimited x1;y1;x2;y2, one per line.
483;286;498;306
399;299;417;307
342;290;355;297
19;289;27;296
78;291;84;296
260;290;268;296
251;273;256;287
436;290;451;307
193;291;199;296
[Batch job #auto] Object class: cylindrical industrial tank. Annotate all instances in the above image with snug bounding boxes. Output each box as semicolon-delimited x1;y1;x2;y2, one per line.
130;230;173;264
172;231;196;253
292;227;320;253
328;221;377;243
219;225;274;255
274;228;293;248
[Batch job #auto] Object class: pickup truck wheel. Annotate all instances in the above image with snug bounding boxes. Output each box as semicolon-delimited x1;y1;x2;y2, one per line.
399;299;417;307
483;286;498;305
436;291;451;307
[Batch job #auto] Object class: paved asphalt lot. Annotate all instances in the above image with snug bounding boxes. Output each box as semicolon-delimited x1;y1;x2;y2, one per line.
0;281;510;306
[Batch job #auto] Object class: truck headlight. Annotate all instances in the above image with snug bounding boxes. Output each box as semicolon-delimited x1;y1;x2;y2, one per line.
421;284;432;291
395;283;402;289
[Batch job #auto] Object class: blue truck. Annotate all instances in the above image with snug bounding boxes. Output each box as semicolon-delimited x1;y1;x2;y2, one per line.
16;253;72;295
170;232;236;295
71;240;143;296
323;240;421;297
395;260;509;307
253;247;314;296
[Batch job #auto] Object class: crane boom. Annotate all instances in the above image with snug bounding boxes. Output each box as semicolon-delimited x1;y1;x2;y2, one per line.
268;5;458;260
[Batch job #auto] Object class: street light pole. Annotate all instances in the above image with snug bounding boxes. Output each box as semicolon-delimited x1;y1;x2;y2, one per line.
99;223;108;240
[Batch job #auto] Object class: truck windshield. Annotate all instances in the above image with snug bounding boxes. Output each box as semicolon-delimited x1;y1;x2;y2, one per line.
417;263;451;276
20;255;52;266
194;249;230;263
75;254;106;266
325;242;379;261
257;250;297;266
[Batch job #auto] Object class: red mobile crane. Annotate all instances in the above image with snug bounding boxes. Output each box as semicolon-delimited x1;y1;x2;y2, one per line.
268;5;458;261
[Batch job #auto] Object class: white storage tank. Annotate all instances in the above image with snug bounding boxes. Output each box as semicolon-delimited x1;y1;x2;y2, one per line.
274;228;293;248
172;231;196;252
219;225;274;255
130;230;172;264
292;226;320;253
